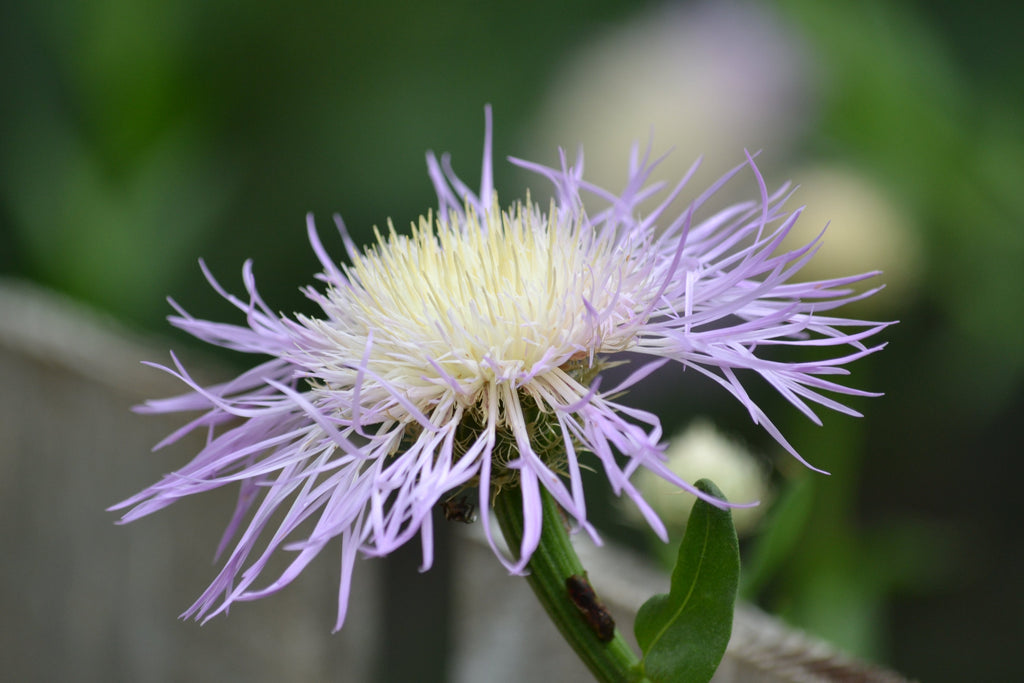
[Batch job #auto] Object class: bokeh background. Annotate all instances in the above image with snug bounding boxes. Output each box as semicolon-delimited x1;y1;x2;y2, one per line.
2;0;1022;681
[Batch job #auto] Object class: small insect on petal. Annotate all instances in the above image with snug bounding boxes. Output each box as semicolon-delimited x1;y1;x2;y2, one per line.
440;494;477;524
566;574;615;642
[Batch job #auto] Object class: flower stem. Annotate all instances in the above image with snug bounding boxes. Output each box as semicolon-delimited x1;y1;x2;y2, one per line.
493;485;645;682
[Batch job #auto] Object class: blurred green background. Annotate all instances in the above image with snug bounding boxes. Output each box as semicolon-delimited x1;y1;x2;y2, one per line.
2;0;1022;681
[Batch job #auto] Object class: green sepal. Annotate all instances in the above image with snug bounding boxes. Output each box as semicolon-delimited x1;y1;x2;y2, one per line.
633;479;740;683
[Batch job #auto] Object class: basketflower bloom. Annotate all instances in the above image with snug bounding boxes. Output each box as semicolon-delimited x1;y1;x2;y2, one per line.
627;419;771;536
112;107;888;631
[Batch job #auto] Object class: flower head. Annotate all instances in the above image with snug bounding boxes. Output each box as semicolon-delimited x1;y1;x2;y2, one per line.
113;107;888;631
627;419;771;536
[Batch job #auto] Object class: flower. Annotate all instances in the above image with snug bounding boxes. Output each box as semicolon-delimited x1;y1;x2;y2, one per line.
112;107;888;631
627;419;771;536
529;1;815;200
778;163;921;313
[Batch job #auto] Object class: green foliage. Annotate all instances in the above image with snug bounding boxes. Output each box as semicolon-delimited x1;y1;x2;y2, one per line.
634;479;740;683
740;474;815;598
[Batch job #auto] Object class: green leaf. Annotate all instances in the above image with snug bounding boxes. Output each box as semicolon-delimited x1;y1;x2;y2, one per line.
634;479;740;683
740;475;816;599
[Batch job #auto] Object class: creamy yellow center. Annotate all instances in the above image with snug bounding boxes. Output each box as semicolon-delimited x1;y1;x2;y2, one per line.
340;200;609;381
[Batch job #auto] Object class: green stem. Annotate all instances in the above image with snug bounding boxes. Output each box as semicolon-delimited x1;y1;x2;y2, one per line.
493;485;645;683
